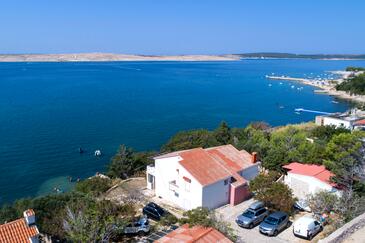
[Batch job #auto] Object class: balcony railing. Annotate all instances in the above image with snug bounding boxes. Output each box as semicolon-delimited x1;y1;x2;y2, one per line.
169;180;179;191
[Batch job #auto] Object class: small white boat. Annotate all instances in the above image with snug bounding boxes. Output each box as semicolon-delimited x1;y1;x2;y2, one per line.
94;150;102;156
268;84;272;87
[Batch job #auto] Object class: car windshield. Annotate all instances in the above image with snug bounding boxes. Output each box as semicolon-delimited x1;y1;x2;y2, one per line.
242;210;255;218
265;216;279;225
155;207;165;215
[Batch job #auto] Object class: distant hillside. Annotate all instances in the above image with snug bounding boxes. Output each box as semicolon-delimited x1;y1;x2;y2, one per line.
235;52;365;59
0;53;239;62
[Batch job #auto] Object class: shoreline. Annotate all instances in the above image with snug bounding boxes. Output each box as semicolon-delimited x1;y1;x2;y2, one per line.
267;73;365;104
0;53;240;62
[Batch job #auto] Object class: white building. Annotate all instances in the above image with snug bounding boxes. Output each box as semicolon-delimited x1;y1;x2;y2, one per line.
315;109;365;131
283;162;341;200
0;209;39;243
146;144;260;210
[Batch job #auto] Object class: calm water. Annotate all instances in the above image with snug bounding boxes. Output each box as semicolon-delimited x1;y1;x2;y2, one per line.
1;59;365;204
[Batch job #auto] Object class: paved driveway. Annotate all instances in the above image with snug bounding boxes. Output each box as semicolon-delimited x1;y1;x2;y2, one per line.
215;199;312;243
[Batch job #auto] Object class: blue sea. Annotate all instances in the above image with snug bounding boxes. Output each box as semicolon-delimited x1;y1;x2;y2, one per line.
1;59;365;204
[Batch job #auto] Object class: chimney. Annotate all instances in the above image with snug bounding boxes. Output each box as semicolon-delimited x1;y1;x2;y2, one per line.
23;209;36;226
251;152;258;163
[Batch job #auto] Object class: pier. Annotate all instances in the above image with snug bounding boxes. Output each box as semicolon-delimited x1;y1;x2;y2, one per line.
294;108;333;115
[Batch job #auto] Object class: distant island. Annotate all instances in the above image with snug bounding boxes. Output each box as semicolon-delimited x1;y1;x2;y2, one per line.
0;53;239;62
235;52;365;60
1;52;364;62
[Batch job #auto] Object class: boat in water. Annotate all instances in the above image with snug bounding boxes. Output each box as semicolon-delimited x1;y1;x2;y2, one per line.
94;150;102;156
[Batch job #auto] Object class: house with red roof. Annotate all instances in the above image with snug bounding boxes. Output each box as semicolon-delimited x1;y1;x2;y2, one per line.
283;162;341;199
146;144;260;210
155;224;232;243
0;209;39;243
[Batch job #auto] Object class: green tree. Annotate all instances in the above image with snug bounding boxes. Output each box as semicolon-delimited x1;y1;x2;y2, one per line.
324;132;365;190
75;177;112;197
214;121;232;145
310;125;350;143
263;127;322;170
336;73;365;95
307;191;339;214
161;129;219;152
232;125;270;159
63;199;128;243
179;207;237;241
249;172;296;213
107;145;154;179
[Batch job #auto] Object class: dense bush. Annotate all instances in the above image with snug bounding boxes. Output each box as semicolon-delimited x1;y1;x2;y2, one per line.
336;73;365;95
249;172;297;213
74;177;112;196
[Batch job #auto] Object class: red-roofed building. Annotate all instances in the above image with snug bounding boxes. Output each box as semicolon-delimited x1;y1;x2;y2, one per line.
0;209;39;243
146;145;260;210
155;224;232;243
283;162;342;199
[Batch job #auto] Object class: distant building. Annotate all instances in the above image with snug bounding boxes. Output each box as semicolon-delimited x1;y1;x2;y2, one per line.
155;224;232;243
315;109;365;131
283;162;341;200
146;144;260;210
0;209;39;243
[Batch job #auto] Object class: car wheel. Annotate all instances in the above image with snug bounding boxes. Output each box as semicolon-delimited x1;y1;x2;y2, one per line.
286;221;290;228
273;230;278;236
248;223;254;229
138;231;146;236
320;226;323;232
307;233;313;240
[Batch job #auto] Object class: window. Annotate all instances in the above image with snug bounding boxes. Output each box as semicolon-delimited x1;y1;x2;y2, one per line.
224;179;228;185
185;181;190;192
148;174;154;183
174;192;179;197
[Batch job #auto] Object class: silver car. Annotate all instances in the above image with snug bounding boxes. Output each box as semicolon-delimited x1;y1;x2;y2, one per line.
236;201;269;229
259;211;290;236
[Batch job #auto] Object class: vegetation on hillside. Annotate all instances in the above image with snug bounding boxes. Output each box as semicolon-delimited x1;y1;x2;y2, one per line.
336;72;365;95
345;66;365;72
249;172;297;213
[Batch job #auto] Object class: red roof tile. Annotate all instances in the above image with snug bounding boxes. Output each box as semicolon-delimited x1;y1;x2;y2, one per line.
155;224;232;243
0;217;39;243
354;119;365;125
283;162;336;186
179;148;232;186
178;145;255;186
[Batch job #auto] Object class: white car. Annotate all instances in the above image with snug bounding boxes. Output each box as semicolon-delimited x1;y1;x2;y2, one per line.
293;216;322;240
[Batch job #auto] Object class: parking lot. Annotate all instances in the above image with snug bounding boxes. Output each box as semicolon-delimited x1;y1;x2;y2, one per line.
216;199;319;243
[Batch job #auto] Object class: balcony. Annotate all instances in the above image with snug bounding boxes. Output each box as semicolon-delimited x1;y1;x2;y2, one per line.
169;180;179;191
146;164;155;176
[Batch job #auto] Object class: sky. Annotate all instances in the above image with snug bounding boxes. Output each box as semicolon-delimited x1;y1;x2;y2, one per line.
0;0;364;55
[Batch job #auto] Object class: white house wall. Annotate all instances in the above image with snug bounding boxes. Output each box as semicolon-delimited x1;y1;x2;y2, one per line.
323;117;352;130
177;165;203;210
202;178;230;209
284;173;340;199
154;156;180;205
154;156;204;210
240;164;260;181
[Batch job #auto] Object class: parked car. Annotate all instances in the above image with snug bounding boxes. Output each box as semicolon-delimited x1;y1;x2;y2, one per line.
124;216;150;235
293;216;322;240
142;202;167;221
259;211;290;236
236;201;269;228
294;199;311;212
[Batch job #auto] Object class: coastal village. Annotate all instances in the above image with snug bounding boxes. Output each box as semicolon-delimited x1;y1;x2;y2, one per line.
1;97;365;242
